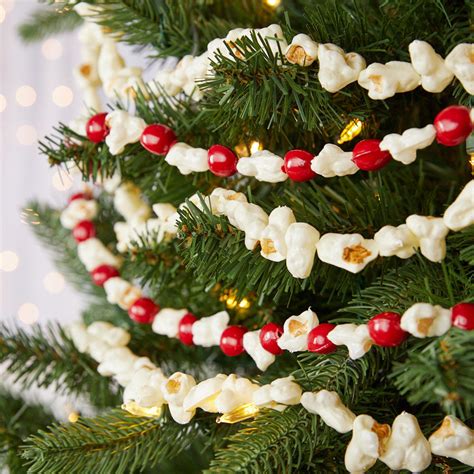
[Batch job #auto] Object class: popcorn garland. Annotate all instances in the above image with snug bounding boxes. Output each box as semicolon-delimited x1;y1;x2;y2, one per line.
66;319;474;471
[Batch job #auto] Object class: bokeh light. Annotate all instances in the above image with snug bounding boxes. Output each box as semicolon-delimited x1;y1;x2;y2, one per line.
0;250;19;272
0;94;6;112
16;85;37;107
18;303;39;325
52;85;73;107
16;124;38;145
43;271;65;294
51;169;74;191
41;38;63;60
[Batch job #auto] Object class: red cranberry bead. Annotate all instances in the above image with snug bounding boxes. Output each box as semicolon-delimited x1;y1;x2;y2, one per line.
208;145;238;177
86;112;109;143
352;139;392;171
91;264;120;286
72;220;96;242
451;302;474;330
282;149;317;182
434;105;473;147
128;298;160;324
307;323;337;354
259;322;284;355
178;313;198;345
367;312;408;347
220;325;247;356
69;192;91;203
140;124;177;155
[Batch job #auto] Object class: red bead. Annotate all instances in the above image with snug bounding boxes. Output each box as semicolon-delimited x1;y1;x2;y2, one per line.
86;113;109;143
259;322;284;355
72;220;96;242
69;192;91;203
128;298;160;324
434;105;473;147
367;312;408;347
140;124;177;155
220;325;247;356
282;149;317;182
208;145;238;177
451;302;474;330
91;264;120;286
307;323;337;354
352;139;392;171
178;313;198;345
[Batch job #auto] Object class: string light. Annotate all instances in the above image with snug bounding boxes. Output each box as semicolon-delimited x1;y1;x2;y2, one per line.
121;401;162;418
264;0;281;7
337;118;363;144
234;140;263;157
217;403;260;424
470;153;474;176
68;411;80;423
219;289;252;310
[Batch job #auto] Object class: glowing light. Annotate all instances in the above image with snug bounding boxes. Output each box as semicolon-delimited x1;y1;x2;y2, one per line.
51;169;74;191
68;411;80;423
217;403;260;424
264;0;281;7
250;140;263;153
0;5;5;23
16;125;37;146
470;153;474;176
337;118;363;144
234;140;263;157
122;401;162;418
41;39;63;60
16;85;37;107
0;250;19;272
52;85;73;107
0;0;15;13
0;94;6;112
20;208;41;225
18;303;39;325
219;289;252;310
43;272;65;294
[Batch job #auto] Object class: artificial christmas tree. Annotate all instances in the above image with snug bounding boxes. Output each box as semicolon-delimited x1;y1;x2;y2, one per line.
1;0;473;472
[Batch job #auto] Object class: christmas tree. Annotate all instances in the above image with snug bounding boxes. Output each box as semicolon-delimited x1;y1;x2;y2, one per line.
2;0;473;472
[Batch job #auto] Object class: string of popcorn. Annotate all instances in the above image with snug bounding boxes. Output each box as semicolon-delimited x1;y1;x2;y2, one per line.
65;319;474;472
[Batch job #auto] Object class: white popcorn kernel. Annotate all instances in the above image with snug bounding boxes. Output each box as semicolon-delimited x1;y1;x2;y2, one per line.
316;233;379;273
300;390;356;433
379;124;436;165
209;188;247;226
103;277;141;310
345;415;391;473
257;24;288;56
68;116;88;141
101;172;122;193
374;224;419;259
161;372;196;406
114;182;150;224
168;403;196;424
236;150;288;183
105;67;145;100
87;321;130;347
285;222;320;278
73;2;102;18
88;339;112;363
66;321;89;353
277;309;319;352
233;203;269;250
311;144;358;178
77;238;122;271
152;203;178;222
133;357;156;371
252;385;287;412
165;143;209;175
114;222;133;252
149;69;182;97
443;180;474;231
152;308;188;338
105;110;147;155
358;62;420;100
445;44;474;95
429;415;474;466
123;367;167;407
73;61;100;89
97;39;124;82
82;86;102;113
400;302;451;338
327;324;373;360
182;374;228;413
243;330;276;371
269;376;302;405
97;346;137;379
406;215;449;262
260;207;296;262
317;43;366;92
192;311;230;347
285;34;318;66
214;375;259;414
60;199;98;229
380;412;432;472
409;40;454;92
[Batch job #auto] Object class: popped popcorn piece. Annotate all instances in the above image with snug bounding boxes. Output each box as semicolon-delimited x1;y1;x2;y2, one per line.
445;44;474;95
409;40;454;92
300;390;356;433
101;172;122;193
68;116;88;142
311;144;358;178
380;412;432;472
105;110;147;155
260;207;296;262
317;43;366;92
400;302;451;338
233;203;269;250
66;321;89;353
103;276;141;310
429;415;474;466
209;188;247;226
114;182;151;224
60;199;98;229
105;67;145;100
152;203;178;223
379;124;436;165
161;372;196;406
236;150;288;183
252;385;286;411
97;346;137;381
443;180;474;231
214;375;259;413
152;308;188;338
88;338;112;363
373;224;419;259
165;143;209;175
192;311;230;347
87;321;130;347
285;222;320;278
405;215;449;262
168;403;196;424
123;367;167;407
277;309;319;352
327;324;373;359
285;34;318;66
269;376;302;405
316;233;379;273
182;374;228;413
77;238;122;271
243;330;276;371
